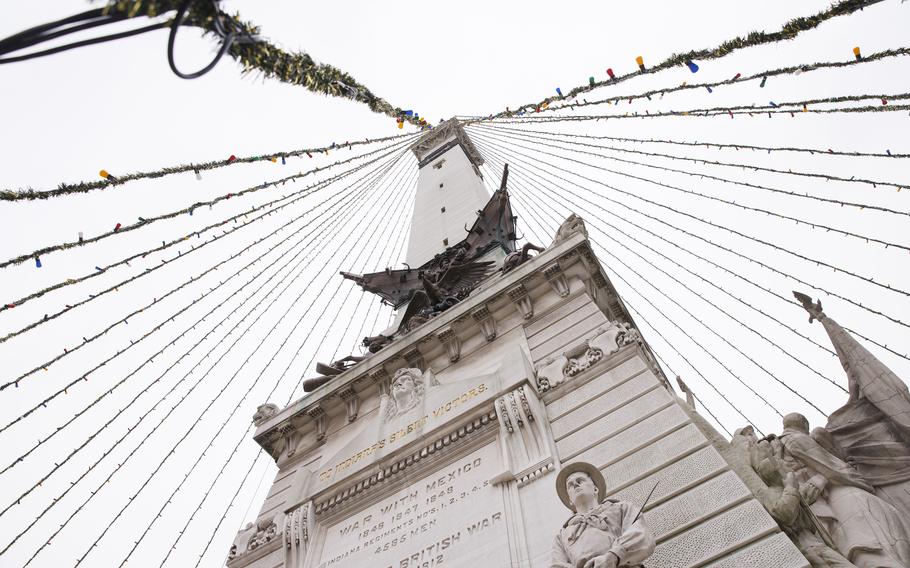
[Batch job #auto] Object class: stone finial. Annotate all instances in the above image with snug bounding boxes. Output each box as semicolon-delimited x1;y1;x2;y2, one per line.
551;213;588;245
252;403;279;426
793;291;825;323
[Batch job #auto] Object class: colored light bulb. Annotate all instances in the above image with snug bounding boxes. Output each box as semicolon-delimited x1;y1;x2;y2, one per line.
760;76;767;88
853;46;861;60
685;60;698;73
635;56;645;73
589;76;595;86
35;257;42;268
606;68;615;80
556;87;563;97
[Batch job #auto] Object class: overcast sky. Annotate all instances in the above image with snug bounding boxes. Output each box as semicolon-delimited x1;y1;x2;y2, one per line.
1;1;909;567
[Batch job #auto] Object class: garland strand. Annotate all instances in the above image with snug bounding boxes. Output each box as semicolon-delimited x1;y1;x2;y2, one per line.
506;123;909;159
10;151;410;564
475;153;841;374
121;154;418;568
488;0;885;119
98;1;429;127
0;143;408;391
0;136;414;320
487;92;910;125
477;125;910;217
474;126;910;238
474;129;910;292
0;147;403;526
0;131;415;200
81;156;416;568
494;46;910;118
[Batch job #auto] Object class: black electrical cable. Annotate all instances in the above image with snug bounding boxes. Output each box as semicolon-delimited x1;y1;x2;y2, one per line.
470;131;910;363
482;155;762;433
0;147;408;528
475;124;910;219
112;155;418;567
0;144;408;432
481;147;824;418
471;129;910;325
141;158;419;568
0;138;415;392
13;150;413;566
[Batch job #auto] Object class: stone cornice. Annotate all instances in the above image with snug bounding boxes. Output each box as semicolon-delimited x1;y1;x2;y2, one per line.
312;407;498;517
253;231;630;458
409;118;484;168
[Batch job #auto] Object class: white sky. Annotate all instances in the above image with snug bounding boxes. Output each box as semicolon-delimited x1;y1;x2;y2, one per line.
1;1;909;567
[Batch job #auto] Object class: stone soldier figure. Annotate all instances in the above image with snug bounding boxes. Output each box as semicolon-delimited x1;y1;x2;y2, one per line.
551;462;656;568
777;413;910;568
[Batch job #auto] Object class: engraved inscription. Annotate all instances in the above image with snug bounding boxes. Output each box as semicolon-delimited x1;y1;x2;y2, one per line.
317;443;508;568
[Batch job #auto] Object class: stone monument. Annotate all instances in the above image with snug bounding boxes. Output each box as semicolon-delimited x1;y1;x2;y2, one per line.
225;120;811;568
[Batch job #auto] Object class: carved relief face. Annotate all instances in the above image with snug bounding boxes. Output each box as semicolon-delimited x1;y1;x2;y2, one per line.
566;472;598;507
391;374;417;409
387;369;424;418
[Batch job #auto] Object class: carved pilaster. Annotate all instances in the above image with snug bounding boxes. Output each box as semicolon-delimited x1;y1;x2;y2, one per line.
284;500;313;567
437;327;461;363
494;385;553;486
507;284;533;320
338;386;360;422
306;405;327;442
472;306;497;342
403;346;426;371
544;262;570;298
369;368;390;396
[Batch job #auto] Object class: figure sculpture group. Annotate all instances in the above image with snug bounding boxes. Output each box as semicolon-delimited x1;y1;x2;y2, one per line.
731;293;910;568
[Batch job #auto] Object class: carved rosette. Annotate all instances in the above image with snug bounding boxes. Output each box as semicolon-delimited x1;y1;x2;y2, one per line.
247;516;279;552
535;324;624;392
535;355;569;393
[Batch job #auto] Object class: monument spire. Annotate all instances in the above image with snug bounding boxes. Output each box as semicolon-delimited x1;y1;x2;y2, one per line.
404;118;493;267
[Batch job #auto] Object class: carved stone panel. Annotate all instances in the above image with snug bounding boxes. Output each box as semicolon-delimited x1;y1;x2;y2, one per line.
312;442;509;568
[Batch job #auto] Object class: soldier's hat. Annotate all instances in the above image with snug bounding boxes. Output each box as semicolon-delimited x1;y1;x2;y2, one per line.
555;461;606;511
